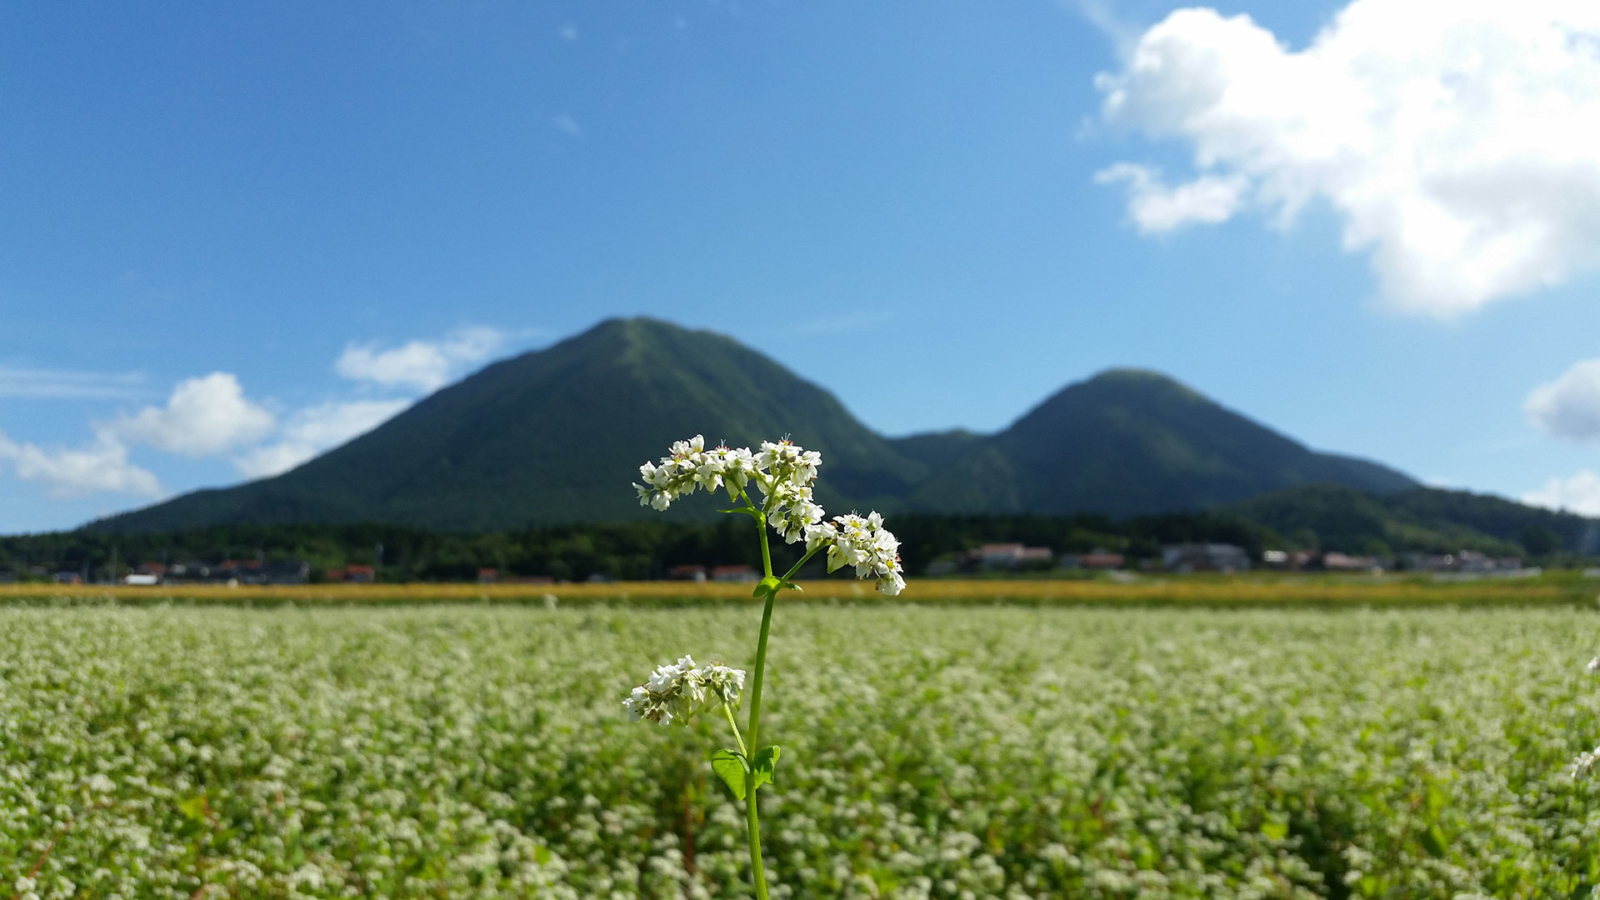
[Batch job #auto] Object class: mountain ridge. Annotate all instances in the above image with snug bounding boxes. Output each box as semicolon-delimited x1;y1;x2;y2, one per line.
90;317;1426;533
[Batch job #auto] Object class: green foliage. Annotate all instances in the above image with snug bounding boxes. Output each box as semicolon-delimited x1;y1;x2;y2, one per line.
750;746;780;792
11;489;1599;582
708;747;777;801
3;605;1597;898
1233;484;1598;556
710;749;750;800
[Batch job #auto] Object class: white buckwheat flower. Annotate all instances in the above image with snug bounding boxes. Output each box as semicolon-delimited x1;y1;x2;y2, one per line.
633;433;905;595
624;656;747;725
756;439;821;491
633;435;716;510
1572;746;1600;779
1586;656;1600;674
811;511;904;596
766;481;825;544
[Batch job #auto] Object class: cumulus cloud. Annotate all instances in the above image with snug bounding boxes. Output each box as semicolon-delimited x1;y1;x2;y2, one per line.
336;327;506;393
233;399;409;480
1523;470;1600;516
1095;0;1600;317
112;372;276;456
0;430;161;498
1526;359;1600;440
1094;163;1248;232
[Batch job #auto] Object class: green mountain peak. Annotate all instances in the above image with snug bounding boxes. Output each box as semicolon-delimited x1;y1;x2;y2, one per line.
90;319;1420;534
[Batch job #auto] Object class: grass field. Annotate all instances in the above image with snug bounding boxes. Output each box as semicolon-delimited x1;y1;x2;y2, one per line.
3;601;1599;899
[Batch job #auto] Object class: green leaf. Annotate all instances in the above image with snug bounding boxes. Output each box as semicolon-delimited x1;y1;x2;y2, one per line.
751;745;781;791
710;749;749;800
178;792;208;823
753;575;783;599
1419;824;1448;858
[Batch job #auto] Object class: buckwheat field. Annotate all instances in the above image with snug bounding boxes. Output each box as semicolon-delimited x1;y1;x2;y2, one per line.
3;604;1598;899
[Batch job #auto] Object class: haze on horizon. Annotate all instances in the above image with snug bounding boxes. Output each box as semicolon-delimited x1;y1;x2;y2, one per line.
5;0;1600;533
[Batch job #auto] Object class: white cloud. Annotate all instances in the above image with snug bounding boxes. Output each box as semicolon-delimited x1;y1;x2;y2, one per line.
549;114;584;138
1095;1;1600;317
335;327;506;392
113;372;276;456
1526;359;1600;440
233;399;409;479
1094;163;1248;232
1523;470;1600;516
0;365;149;400
0;429;161;498
1066;0;1140;58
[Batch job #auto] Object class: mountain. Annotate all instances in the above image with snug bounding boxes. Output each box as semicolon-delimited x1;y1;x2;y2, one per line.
94;318;928;532
886;429;986;471
905;369;1417;517
1228;484;1600;557
91;319;1425;534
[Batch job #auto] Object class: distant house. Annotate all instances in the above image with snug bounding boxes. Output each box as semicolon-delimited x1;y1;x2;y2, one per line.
711;564;758;583
979;543;1025;568
136;562;169;578
168;561;229;583
1261;550;1289;568
345;565;375;584
1162;543;1250;573
1079;551;1125;570
1321;552;1382;573
123;574;160;586
667;564;708;583
477;568;499;584
977;544;1053;570
53;571;82;584
254;561;310;585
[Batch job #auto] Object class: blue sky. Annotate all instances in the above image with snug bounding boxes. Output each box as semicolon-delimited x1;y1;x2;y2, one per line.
5;0;1600;533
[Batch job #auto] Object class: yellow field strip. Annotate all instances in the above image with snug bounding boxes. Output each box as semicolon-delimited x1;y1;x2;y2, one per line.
0;576;1578;606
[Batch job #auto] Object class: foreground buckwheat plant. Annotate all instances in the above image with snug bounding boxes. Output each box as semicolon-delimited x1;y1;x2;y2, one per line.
1574;656;1600;778
629;435;904;898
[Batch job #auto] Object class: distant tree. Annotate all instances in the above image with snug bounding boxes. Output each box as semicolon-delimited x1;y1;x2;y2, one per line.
1520;524;1564;557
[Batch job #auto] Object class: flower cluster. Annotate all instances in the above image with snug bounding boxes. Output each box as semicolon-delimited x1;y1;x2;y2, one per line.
633;434;904;594
622;654;746;725
634;436;760;510
806;512;905;596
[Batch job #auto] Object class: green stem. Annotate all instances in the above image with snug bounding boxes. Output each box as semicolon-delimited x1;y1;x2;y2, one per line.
743;582;777;900
756;519;774;581
721;703;749;758
778;545;822;585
